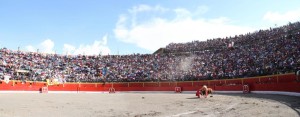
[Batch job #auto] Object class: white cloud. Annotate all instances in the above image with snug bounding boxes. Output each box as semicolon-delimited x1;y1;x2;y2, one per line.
63;35;111;55
25;45;36;52
128;4;168;28
129;4;168;14
114;5;255;52
194;6;209;16
263;9;300;24
40;39;55;53
25;39;55;54
174;8;192;19
25;36;111;55
62;44;76;55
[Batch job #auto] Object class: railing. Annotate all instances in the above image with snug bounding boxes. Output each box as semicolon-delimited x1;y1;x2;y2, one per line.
0;73;298;93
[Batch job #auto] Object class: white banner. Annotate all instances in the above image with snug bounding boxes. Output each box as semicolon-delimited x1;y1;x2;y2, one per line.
4;75;11;84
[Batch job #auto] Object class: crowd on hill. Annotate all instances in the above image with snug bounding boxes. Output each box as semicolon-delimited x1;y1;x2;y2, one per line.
1;22;300;83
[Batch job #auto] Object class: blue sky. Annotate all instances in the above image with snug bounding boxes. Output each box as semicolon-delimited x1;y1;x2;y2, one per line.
1;0;300;55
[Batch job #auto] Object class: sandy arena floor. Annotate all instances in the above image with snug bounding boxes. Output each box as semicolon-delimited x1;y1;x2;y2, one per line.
0;93;299;117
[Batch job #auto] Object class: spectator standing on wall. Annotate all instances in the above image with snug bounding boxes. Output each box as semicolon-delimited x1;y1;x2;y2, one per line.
21;73;25;84
295;66;300;81
102;66;108;84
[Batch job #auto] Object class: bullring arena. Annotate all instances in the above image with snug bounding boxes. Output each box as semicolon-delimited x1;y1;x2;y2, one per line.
0;74;300;117
1;22;300;117
0;92;299;117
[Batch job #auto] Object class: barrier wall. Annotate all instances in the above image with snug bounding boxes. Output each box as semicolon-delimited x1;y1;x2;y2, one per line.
0;73;299;93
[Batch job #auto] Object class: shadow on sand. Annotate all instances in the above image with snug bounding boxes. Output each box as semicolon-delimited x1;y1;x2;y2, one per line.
186;97;200;99
218;93;300;116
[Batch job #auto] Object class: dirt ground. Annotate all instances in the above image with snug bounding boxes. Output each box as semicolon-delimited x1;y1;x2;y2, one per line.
0;92;299;117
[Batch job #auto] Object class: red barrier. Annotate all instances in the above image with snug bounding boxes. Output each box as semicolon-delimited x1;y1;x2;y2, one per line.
210;80;225;86
243;78;259;84
215;85;243;91
144;82;159;87
113;83;128;87
160;82;176;87
129;83;143;87
278;74;296;83
252;83;300;92
259;77;276;84
193;81;208;87
177;82;192;87
225;79;242;85
0;74;299;93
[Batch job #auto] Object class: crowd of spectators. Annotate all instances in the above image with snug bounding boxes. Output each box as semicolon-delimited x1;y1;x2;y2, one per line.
0;22;300;83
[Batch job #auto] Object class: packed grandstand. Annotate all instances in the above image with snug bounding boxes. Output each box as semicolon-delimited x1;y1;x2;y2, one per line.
0;22;300;83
